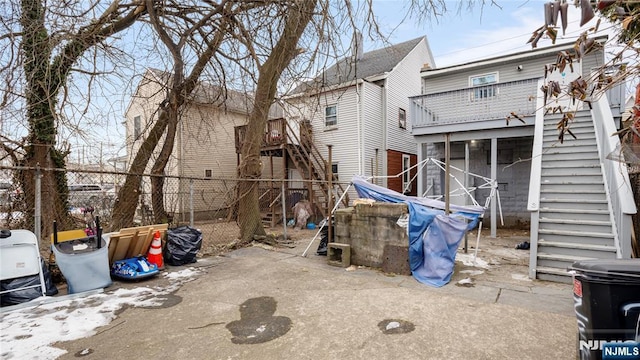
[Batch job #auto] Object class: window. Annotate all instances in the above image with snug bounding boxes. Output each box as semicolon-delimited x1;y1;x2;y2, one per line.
205;169;212;178
331;163;339;181
325;105;337;127
470;72;498;100
402;155;412;194
134;115;141;139
398;108;406;129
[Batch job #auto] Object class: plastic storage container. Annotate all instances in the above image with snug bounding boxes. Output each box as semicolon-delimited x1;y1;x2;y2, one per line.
569;259;640;360
52;235;111;294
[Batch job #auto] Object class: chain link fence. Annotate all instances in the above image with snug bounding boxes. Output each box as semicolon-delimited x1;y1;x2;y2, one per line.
0;165;340;256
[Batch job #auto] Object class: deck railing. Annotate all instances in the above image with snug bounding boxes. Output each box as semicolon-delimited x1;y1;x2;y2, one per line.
234;118;287;152
410;78;540;128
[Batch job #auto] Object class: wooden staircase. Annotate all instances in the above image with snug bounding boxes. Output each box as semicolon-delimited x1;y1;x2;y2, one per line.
235;118;350;226
532;109;618;283
284;121;349;219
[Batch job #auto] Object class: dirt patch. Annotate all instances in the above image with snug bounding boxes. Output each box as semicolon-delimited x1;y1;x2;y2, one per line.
193;221;319;257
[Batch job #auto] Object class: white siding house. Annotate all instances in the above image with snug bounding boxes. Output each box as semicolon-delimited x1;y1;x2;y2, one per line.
283;36;435;201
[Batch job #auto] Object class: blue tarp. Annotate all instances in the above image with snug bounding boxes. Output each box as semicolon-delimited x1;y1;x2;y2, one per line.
352;176;483;287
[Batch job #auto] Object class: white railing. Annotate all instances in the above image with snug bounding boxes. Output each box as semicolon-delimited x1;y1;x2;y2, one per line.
527;79;547;213
410;78;540;128
527;79;546;278
592;93;637;258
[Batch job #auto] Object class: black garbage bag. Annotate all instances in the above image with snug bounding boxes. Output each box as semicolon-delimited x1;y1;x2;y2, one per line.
164;226;202;266
316;217;334;256
1;258;58;306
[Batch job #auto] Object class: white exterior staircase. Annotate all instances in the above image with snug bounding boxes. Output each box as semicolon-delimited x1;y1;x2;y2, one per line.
528;94;636;283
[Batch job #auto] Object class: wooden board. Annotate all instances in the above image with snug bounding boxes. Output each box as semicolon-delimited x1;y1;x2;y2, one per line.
106;224;168;265
108;233;135;265
50;229;87;244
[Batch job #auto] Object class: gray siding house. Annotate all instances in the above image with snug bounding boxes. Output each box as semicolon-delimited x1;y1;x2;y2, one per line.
410;36;636;281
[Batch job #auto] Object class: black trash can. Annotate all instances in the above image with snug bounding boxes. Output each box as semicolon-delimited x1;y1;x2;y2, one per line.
316;217;334;256
569;259;640;360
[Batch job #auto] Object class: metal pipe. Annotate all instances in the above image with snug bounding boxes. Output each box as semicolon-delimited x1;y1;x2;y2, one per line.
189;179;194;227
34;165;41;242
327;145;333;245
444;133;450;214
281;180;287;241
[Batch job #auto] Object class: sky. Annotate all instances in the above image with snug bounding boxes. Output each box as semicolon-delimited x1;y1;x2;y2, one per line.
371;0;606;67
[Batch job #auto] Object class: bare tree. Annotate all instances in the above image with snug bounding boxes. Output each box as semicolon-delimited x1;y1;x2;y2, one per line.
236;0;318;242
1;0;146;241
110;1;242;230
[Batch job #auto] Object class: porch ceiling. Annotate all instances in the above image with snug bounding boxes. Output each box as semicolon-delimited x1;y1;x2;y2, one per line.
412;118;534;143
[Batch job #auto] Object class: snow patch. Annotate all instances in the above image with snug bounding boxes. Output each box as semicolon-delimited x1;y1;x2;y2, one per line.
1;268;201;359
455;253;490;269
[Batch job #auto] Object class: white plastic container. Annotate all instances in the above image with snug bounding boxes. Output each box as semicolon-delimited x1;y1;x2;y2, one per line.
52;236;111;294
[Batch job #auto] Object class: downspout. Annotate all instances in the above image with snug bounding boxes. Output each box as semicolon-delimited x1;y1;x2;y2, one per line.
178;117;184;221
357;79;363;174
381;78;387;187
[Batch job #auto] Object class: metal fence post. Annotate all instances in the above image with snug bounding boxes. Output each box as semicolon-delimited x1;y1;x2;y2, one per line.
281;179;287;241
34;165;42;242
189;178;194;227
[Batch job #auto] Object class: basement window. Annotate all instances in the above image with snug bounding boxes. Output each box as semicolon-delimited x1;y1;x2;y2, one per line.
331;163;339;181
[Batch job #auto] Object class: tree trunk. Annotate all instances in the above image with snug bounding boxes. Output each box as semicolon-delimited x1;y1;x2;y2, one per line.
151;108;179;224
237;0;317;243
110;110;170;231
19;0;73;245
18;0;146;237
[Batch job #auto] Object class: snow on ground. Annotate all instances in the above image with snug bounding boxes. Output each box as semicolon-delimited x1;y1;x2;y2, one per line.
0;268;201;360
455;252;490;269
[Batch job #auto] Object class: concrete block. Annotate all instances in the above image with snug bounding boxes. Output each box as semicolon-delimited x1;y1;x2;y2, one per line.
327;243;351;267
382;245;411;275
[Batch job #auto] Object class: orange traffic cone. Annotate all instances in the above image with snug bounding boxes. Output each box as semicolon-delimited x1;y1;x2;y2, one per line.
147;230;164;269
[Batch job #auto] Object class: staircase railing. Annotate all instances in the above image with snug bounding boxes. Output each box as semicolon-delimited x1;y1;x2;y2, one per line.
284;121;349;213
527;79;546;278
591;93;637;258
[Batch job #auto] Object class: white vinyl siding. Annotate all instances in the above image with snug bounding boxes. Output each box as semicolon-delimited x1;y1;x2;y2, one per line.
385;38;428;156
362;82;384;180
310;88;361;192
421;46;605;95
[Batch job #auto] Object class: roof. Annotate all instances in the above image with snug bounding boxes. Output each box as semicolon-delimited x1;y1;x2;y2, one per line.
138;69;282;118
292;36;427;94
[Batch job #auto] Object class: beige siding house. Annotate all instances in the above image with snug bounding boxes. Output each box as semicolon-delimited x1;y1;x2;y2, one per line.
124;69;282;220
